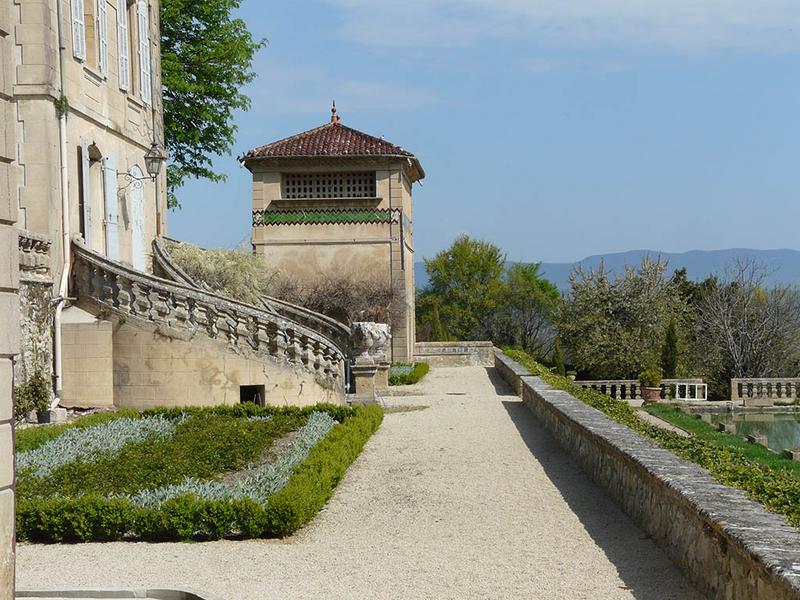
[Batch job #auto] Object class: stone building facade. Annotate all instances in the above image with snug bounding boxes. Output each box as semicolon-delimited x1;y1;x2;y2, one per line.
9;0;167;388
242;108;424;362
0;3;18;595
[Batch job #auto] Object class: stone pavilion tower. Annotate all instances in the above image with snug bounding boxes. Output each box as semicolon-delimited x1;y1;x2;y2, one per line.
241;105;424;362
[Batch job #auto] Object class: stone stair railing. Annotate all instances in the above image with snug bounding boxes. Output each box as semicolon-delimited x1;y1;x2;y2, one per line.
152;237;352;353
577;378;705;401
71;238;346;390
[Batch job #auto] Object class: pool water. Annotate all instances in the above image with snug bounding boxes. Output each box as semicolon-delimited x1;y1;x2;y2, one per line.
709;412;800;454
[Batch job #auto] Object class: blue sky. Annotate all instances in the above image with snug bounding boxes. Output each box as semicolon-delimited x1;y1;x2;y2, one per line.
168;0;800;263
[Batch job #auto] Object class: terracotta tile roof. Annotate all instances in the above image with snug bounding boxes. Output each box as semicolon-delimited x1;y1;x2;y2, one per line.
243;122;415;160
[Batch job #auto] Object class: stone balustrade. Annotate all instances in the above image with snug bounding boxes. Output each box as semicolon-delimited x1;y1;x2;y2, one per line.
731;378;800;403
71;239;346;390
18;230;51;280
577;378;705;401
152;237;352;353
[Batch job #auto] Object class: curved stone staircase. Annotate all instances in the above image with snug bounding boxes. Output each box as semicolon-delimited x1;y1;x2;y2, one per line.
66;239;347;408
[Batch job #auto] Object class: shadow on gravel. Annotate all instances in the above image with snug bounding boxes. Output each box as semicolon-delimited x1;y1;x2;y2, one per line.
484;367;519;396
499;389;701;600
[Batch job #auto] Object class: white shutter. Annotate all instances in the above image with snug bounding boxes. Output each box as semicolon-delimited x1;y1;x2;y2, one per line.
97;0;108;76
80;140;93;248
102;155;120;260
138;1;152;105
117;0;129;90
72;0;86;60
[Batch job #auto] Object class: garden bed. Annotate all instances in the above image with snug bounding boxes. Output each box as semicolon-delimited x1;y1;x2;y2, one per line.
388;362;430;386
16;402;382;542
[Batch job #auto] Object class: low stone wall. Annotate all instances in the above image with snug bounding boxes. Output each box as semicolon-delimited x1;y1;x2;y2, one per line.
495;350;800;600
414;341;494;367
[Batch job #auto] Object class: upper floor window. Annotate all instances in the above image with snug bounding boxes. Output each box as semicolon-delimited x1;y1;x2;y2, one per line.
71;0;108;76
116;0;130;90
283;172;377;199
137;0;152;105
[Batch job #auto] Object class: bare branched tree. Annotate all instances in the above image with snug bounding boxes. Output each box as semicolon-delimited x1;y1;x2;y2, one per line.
694;259;800;378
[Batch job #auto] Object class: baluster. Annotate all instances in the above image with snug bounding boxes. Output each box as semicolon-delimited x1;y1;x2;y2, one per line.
117;276;133;315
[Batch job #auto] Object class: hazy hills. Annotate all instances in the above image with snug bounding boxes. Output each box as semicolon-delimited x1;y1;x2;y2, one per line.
415;248;800;291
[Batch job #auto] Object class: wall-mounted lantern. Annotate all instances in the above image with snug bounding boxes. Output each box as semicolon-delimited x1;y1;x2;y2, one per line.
119;141;168;189
144;142;167;179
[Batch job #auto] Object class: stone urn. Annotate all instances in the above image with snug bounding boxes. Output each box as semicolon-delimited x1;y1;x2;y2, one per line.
350;322;391;364
642;387;661;403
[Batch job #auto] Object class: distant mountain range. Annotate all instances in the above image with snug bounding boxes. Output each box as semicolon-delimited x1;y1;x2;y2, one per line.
414;248;800;291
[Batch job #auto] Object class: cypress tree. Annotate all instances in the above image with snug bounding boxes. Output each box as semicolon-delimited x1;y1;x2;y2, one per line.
661;319;679;378
553;339;566;377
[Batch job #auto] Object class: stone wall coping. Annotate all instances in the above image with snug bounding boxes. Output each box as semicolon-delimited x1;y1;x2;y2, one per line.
495;351;800;597
415;341;493;348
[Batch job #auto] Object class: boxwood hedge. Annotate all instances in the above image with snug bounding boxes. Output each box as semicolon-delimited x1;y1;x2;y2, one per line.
16;404;382;542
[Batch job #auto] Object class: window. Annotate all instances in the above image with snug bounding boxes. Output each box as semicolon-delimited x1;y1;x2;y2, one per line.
116;0;129;89
71;0;86;60
83;0;97;68
283;172;377;199
97;0;109;76
137;1;152;105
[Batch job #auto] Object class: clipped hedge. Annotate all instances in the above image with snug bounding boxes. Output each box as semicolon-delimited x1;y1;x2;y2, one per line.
16;404;383;542
504;349;800;527
389;362;430;386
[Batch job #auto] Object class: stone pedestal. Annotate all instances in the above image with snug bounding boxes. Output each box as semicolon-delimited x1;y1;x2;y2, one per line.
351;360;379;405
375;361;390;393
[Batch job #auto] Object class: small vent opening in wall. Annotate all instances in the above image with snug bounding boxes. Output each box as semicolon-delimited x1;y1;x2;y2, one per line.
240;384;266;407
283;172;376;199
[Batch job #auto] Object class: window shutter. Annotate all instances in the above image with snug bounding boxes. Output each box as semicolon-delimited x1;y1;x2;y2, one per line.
138;1;152;105
97;0;108;76
80;140;93;248
117;0;129;90
102;155;120;260
72;0;86;60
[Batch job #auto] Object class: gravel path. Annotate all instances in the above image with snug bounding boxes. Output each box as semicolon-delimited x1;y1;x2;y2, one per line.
17;367;701;599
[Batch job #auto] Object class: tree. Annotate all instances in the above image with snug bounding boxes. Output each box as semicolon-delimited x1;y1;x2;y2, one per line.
161;0;266;208
552;339;565;376
661;319;679;378
489;262;559;359
418;235;507;341
694;260;800;381
556;256;686;379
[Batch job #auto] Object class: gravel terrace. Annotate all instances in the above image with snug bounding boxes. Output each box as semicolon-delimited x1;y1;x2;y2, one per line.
17;366;701;600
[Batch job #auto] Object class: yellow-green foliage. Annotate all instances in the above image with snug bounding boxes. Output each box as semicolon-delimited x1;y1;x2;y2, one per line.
166;241;276;306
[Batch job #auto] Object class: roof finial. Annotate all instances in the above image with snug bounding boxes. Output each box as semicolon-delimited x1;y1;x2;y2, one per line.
331;100;341;124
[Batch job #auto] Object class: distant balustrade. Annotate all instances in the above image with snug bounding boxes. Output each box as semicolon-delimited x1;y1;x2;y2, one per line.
71;239;346;390
730;378;800;403
576;378;706;401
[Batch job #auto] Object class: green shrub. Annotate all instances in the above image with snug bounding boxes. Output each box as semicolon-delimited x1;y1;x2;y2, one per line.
18;412;302;499
16;404;383;542
142;402;353;423
504;348;800;527
263;404;384;536
389;362;430;386
552;340;565;377
13;370;50;422
638;368;662;388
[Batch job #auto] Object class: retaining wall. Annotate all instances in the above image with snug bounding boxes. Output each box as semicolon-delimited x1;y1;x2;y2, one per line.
495;350;800;600
414;341;494;367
